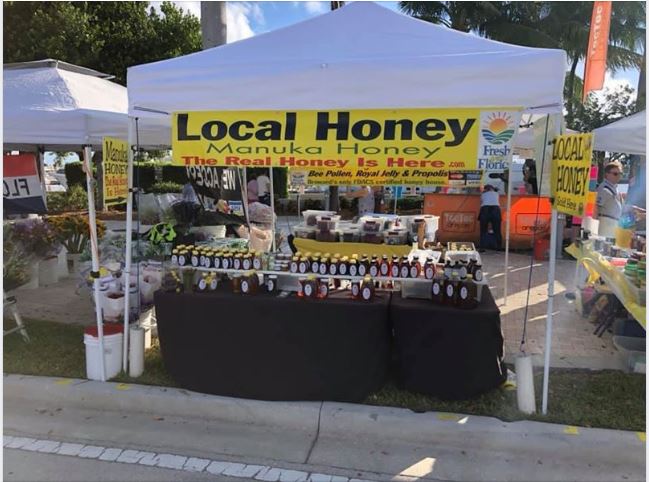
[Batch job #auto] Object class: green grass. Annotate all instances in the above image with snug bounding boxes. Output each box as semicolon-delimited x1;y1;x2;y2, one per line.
4;318;645;432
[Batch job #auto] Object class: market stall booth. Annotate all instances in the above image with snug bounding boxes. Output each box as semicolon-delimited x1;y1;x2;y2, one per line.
3;59;169;381
127;2;566;401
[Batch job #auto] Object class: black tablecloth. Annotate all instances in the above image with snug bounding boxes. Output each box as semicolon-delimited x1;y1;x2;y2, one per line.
390;287;506;400
154;288;390;402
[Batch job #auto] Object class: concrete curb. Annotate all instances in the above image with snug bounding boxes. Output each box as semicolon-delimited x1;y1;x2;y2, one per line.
4;374;644;464
3;374;320;435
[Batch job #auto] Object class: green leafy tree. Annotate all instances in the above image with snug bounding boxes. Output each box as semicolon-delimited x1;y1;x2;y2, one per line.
3;1;201;84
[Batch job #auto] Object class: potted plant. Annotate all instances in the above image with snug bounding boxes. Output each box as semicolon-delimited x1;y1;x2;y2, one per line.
3;223;32;290
48;214;106;275
11;219;61;286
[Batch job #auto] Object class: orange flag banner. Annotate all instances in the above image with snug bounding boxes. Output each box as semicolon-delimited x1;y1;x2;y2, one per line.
583;1;612;102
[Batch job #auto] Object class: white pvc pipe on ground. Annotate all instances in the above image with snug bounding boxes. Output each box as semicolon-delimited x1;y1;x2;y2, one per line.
122;118;136;373
128;325;144;378
83;145;106;382
515;354;536;414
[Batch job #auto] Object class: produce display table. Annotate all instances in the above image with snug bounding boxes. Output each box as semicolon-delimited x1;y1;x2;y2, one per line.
293;238;411;258
390;287;506;400
566;242;646;329
153;287;391;402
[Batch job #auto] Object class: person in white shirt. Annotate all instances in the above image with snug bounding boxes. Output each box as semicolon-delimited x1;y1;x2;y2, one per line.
479;184;502;251
256;172;271;205
594;161;625;238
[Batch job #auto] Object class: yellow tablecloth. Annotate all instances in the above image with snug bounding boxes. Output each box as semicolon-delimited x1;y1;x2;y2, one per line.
294;239;412;258
566;242;646;328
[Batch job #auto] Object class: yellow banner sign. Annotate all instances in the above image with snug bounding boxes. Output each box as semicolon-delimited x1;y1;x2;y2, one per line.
551;133;593;216
303;169;484;187
102;137;129;206
172;108;521;186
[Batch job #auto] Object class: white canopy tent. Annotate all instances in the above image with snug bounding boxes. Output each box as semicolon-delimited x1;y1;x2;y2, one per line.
592;110;646;155
3;59;170;381
126;1;567;408
4;59;169;150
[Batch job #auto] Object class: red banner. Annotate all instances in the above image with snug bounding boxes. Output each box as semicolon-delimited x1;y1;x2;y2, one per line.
583;1;612;102
3;153;47;214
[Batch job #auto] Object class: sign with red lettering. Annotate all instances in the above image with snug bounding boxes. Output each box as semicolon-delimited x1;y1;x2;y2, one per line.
3;153;46;214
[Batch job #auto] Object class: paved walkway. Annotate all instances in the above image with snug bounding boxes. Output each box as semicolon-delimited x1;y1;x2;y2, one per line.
6;222;625;370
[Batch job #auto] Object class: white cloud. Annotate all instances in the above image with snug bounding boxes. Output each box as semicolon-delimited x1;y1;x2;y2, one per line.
302;1;328;15
592;71;637;103
227;2;263;42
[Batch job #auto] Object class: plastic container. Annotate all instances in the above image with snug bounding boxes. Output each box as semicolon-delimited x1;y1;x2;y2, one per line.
384;229;409;245
360;216;387;233
316;215;341;232
401;279;433;300
360;232;385;244
404;215;439;239
316;231;339;242
294;225;317;239
340;228;360;243
302;210;336;227
613;336;646;373
84;323;123;381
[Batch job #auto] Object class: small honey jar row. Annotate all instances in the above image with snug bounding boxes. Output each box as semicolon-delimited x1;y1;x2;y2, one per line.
297;274;376;301
287;251;440;279
172;244;263;271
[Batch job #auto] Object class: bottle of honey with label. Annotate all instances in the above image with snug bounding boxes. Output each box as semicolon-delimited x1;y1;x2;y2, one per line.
431;274;445;304
444;274;460;306
457;275;478;309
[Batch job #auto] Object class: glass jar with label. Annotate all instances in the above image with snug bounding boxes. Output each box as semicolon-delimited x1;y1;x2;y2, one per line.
221;254;232;270
358;256;370;276
329;258;339;276
318;278;329;299
195;273;209;292
240;272;259;295
191;250;200;267
232;274;242;294
458;275;478;309
297;277;307;297
458;260;468;279
431;275;445;303
232;254;242;271
350;280;361;299
369;256;380;278
348;259;358;277
339;256;349;276
400;258;410;279
311;256;320;274
380;255;390;277
360;275;375;301
241;254;252;271
171;249;179;265
299;257;310;274
443;260;453;279
252;252;263;271
266;275;278;293
209;275;219;291
391;257;401;278
319;258;329;276
409;259;421;279
177;250;187;267
472;263;484;282
303;275;318;299
290;256;299;274
445;274;460;306
424;258;435;280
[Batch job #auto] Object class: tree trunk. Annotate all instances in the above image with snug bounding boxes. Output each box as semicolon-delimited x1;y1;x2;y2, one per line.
565;56;580;128
637;48;646;111
200;2;227;49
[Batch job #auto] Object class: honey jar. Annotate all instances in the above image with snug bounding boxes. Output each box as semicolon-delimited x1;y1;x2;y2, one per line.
242;254;253;271
222;254;232;270
318;278;329;299
424;258;435;280
266;275;278;293
290;256;300;274
348;259;358;277
350;280;361;299
339;256;349;276
409;259;421;279
319;258;329;276
400;258;410;279
329;258;339;276
445;274;460;306
240;271;259;295
213;252;222;269
458;276;478;309
369;256;380;278
360;275;375;301
391;256;401;278
232;274;242;294
431;275;445;304
303;275;318;299
297;276;307;297
358;255;370;276
191;250;200;267
299;257;310;274
311;256;320;274
171;249;179;265
252;251;262;270
380;255;390;277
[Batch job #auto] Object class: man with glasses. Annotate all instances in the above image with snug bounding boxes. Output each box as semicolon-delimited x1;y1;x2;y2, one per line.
594;161;625;238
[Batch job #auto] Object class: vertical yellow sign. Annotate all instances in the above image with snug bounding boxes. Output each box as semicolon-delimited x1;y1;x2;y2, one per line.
102;137;129;206
551;133;593;217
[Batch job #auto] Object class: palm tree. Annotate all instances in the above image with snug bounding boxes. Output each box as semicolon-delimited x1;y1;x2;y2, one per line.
400;2;645;126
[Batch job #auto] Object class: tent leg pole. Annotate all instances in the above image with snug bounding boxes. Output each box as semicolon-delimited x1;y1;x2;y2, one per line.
38;147;47;210
394;187;399;215
84;145;106;382
542;208;559;414
270;168;276;252
504;165;513;305
122;118;135;374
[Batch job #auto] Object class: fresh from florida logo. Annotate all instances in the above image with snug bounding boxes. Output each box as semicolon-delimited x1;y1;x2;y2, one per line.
481;112;515;145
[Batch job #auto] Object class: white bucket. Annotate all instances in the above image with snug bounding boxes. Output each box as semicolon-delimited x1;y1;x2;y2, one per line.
101;291;125;322
84;332;123;380
38;257;60;286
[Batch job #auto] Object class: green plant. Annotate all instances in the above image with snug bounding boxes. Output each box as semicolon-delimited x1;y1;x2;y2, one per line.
134;163;156;191
161;165;189;185
302;198;324;211
3;223;31;290
46;185;89;213
64;162;86;190
48;214;106;254
148;181;184;194
397;197;423;212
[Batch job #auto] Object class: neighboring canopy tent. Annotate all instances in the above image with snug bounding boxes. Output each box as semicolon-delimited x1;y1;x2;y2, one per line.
592;110;646;155
515;127;577;151
4;59;169;150
128;2;566;118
